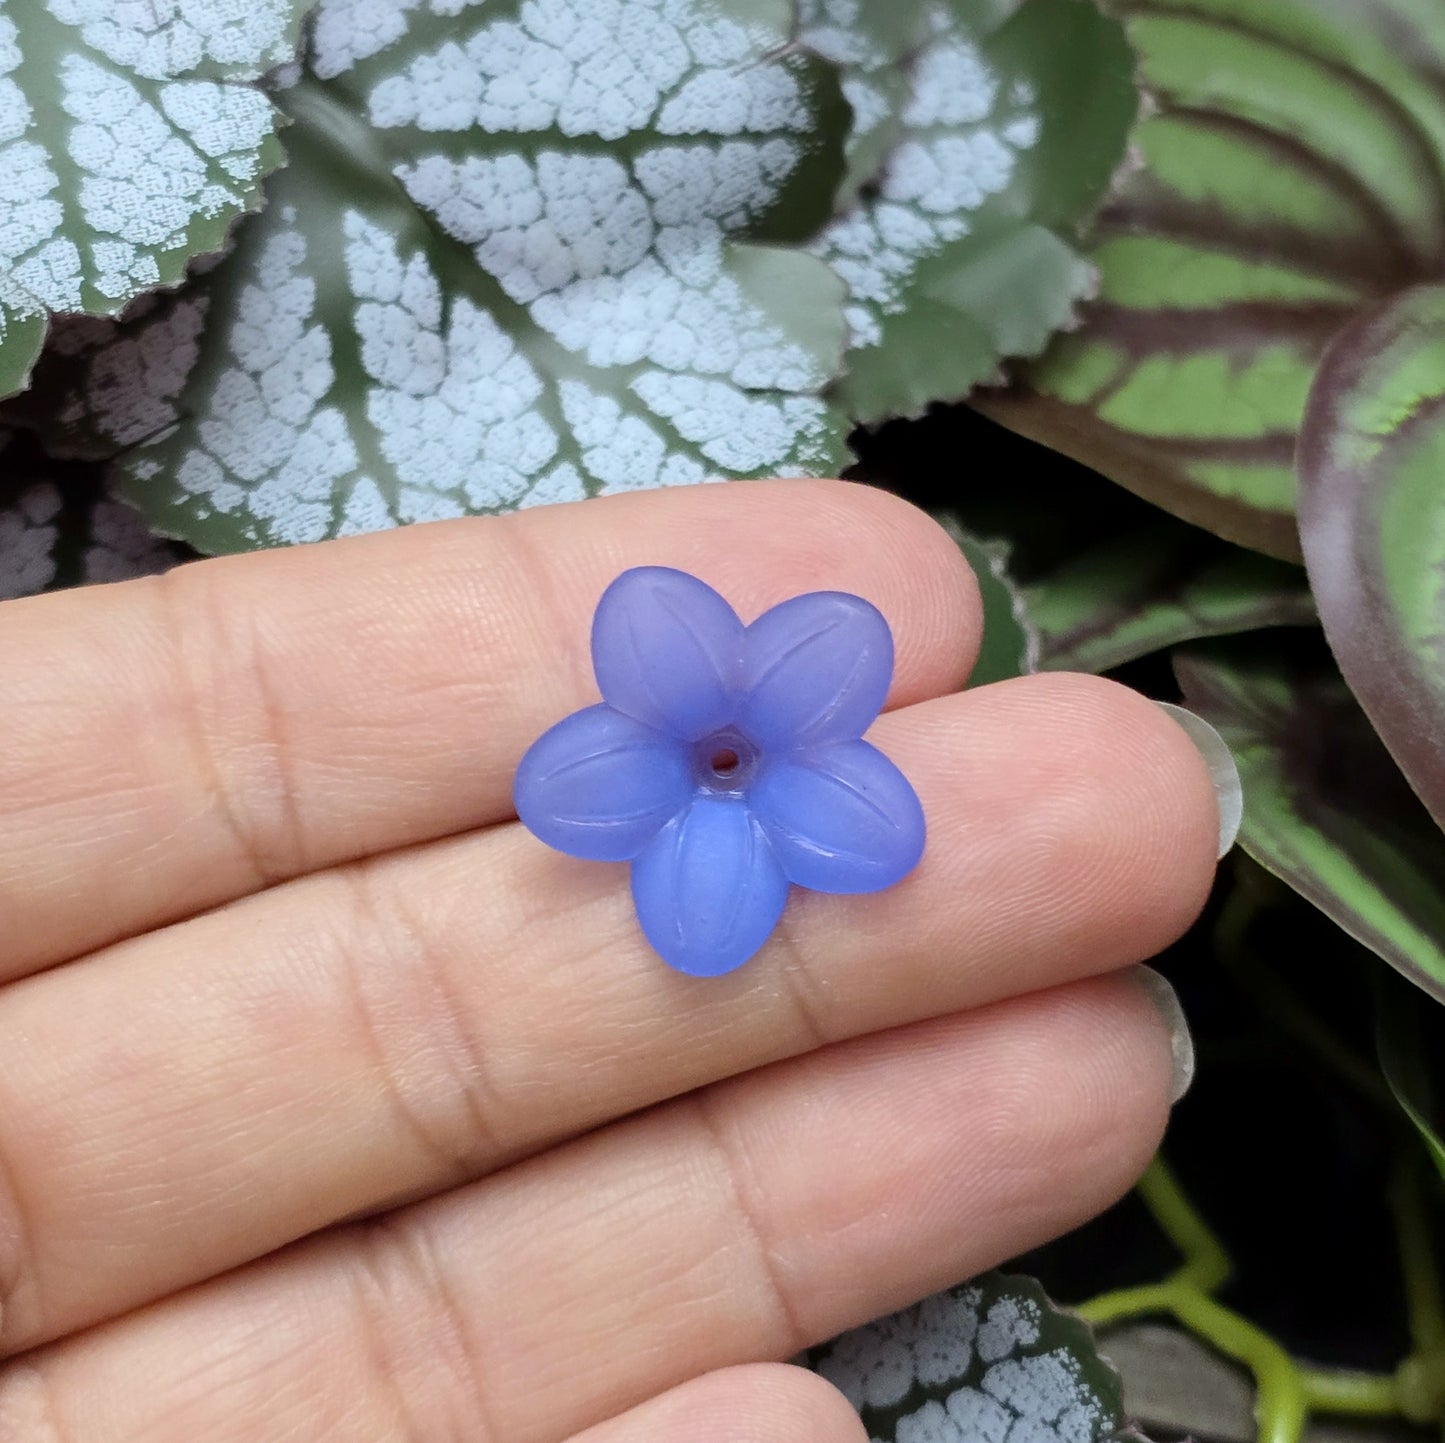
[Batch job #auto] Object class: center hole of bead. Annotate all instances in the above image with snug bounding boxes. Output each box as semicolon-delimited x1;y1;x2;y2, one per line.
694;730;758;792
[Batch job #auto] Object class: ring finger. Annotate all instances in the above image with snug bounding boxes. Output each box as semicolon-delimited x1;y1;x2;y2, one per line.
1;973;1177;1443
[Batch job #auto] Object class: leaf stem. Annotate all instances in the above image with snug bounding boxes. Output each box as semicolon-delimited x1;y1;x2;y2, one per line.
1393;1157;1445;1355
1136;1157;1231;1292
1387;1155;1445;1423
1297;1367;1401;1414
1076;1154;1435;1440
1079;1282;1309;1443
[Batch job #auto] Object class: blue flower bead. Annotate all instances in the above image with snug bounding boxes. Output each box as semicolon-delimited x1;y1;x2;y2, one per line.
513;567;925;977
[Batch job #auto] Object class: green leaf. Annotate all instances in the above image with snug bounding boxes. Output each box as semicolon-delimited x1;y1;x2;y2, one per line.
1297;282;1445;834
937;514;1036;684
56;0;852;552
0;0;310;398
811;0;1138;421
798;0;935;202
805;1273;1125;1443
979;0;1445;560
1176;640;1445;1003
1376;970;1445;1184
932;470;1314;677
0;281;47;400
1025;535;1314;675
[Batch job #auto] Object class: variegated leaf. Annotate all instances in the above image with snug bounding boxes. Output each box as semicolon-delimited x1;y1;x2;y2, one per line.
1025;534;1314;675
0;437;190;600
1297;282;1445;832
811;0;1137;420
1376;969;1445;1185
49;0;853;552
1177;639;1445;1003
933;488;1314;680
807;1273;1125;1443
980;0;1445;559
798;0;936;201
0;0;311;398
0;474;63;600
0;280;46;399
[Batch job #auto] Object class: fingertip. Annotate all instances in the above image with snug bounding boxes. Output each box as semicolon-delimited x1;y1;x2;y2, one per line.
1086;967;1183;1143
1151;701;1242;859
897;670;1220;987
725;1364;870;1443
565;1363;869;1443
1032;671;1222;932
1128;964;1196;1105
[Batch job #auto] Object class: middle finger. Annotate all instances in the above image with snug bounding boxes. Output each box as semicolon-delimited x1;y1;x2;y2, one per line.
0;673;1216;1354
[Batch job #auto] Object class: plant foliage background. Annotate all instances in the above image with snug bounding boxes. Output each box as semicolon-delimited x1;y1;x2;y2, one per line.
4;0;1445;1438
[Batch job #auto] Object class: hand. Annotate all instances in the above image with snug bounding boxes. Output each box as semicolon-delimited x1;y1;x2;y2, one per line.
0;481;1217;1443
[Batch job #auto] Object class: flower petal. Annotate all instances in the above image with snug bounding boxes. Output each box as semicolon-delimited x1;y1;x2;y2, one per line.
751;740;925;894
591;567;743;741
631;797;789;976
514;704;692;862
739;592;893;750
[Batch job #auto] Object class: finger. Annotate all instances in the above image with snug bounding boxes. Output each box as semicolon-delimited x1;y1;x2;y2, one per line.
0;974;1174;1443
0;479;978;979
564;1366;868;1443
0;673;1217;1354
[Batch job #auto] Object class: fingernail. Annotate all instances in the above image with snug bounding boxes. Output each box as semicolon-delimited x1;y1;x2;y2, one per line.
1153;701;1242;859
1131;964;1195;1104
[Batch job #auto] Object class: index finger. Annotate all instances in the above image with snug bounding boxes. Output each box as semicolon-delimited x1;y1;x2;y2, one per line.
0;480;979;978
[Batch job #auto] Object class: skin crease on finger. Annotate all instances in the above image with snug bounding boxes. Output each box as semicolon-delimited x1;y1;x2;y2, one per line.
0;672;1218;1355
0;481;981;980
0;974;1175;1443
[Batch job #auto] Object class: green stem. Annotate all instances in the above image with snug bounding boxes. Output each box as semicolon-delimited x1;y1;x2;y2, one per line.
1393;1158;1445;1356
1077;1153;1419;1440
1074;1281;1174;1330
1388;1156;1445;1423
1298;1367;1401;1414
1136;1157;1231;1293
1174;1292;1308;1443
1078;1284;1308;1443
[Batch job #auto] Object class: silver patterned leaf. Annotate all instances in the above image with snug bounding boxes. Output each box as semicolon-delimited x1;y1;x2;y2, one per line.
54;0;853;552
0;0;311;397
807;1274;1126;1443
810;0;1136;421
